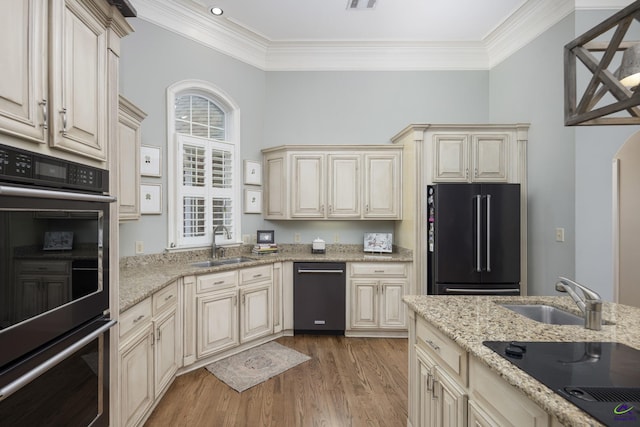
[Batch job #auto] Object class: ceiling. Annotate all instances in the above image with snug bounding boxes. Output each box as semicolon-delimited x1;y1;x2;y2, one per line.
129;0;633;71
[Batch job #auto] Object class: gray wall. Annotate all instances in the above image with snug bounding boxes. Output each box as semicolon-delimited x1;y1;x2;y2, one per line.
489;15;576;295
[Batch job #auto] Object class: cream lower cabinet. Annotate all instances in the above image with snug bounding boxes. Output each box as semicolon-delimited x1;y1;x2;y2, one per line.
348;262;409;334
195;265;273;360
416;346;467;427
409;313;550;427
262;145;402;220
119;282;180;427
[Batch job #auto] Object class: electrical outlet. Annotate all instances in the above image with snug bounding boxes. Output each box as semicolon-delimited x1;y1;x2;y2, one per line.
334;233;340;243
135;241;144;254
251;234;257;244
555;227;565;242
294;233;301;243
242;234;250;244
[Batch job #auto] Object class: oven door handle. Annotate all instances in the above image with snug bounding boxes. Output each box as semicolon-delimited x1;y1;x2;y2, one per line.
0;319;116;402
0;185;116;203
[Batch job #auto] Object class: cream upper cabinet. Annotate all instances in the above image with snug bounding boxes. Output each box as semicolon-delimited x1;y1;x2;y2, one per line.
117;96;147;221
0;1;47;144
433;132;508;182
262;145;402;220
291;153;325;218
0;0;132;165
328;154;361;218
364;152;401;218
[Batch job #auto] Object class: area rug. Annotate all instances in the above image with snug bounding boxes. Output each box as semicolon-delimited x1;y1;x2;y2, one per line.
205;341;311;392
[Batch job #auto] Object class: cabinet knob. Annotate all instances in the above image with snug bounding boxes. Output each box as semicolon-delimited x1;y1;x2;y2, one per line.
39;100;48;129
60;108;68;135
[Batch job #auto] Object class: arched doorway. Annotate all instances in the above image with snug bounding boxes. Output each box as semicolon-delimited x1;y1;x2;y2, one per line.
613;132;640;308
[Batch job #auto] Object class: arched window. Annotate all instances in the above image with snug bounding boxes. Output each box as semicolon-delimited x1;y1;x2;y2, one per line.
166;80;240;249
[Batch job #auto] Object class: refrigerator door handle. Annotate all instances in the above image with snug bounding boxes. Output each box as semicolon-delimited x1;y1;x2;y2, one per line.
475;195;482;272
486;194;491;272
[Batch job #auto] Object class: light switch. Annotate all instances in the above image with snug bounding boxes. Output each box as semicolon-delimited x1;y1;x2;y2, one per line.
555;228;565;242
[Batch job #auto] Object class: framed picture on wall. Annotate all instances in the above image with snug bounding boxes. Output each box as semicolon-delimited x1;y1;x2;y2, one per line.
244;189;262;214
244;160;262;186
141;145;161;177
140;184;162;214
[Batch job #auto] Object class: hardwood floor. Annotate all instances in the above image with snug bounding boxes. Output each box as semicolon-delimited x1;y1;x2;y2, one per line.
144;335;408;427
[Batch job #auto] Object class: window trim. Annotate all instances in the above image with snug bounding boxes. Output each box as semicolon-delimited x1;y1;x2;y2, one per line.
166;80;241;250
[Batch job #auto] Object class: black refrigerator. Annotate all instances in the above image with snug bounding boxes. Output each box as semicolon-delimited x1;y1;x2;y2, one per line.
427;183;521;295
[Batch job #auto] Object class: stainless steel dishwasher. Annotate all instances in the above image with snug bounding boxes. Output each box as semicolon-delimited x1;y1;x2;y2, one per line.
293;262;346;334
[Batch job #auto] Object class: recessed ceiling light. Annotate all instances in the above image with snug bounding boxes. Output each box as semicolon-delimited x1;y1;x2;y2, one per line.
210;7;223;16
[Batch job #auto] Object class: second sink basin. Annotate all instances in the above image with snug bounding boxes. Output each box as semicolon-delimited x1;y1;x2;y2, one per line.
500;304;584;325
191;257;255;268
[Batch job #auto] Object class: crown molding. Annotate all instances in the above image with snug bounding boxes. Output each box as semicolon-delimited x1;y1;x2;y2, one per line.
130;0;628;71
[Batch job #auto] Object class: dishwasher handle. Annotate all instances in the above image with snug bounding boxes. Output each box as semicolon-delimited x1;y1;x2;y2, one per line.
296;269;344;274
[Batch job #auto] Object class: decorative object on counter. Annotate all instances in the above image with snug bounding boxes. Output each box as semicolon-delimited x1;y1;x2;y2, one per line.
243;160;262;185
43;231;73;250
140;184;162;214
564;1;640;125
140;145;161;177
312;237;326;254
363;232;392;253
205;341;310;392
244;189;262;213
252;243;278;255
257;230;275;244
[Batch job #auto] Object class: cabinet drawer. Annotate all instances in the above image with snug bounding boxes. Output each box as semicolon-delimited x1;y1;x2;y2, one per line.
120;298;152;340
16;260;70;275
470;356;549;427
416;316;468;386
239;265;272;285
153;282;178;315
197;271;237;293
350;262;407;277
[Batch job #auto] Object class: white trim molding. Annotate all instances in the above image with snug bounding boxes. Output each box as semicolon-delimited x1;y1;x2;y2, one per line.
131;0;630;71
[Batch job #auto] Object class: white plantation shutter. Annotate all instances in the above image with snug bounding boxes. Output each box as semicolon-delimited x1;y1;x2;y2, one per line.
177;135;236;247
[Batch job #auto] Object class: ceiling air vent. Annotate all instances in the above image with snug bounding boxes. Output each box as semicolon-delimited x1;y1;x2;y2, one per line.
347;0;377;10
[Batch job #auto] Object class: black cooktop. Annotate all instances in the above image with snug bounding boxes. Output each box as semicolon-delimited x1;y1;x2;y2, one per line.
483;341;640;426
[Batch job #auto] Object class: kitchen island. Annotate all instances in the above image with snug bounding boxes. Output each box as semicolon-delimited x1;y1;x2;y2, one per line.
403;295;640;427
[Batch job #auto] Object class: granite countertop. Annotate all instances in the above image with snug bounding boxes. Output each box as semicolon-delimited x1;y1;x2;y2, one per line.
119;244;412;312
403;295;640;427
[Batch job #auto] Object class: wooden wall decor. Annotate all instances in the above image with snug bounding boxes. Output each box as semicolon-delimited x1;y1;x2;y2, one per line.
564;1;640;126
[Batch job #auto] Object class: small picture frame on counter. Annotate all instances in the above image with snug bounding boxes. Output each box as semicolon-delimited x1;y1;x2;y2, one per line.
363;232;393;253
257;230;275;244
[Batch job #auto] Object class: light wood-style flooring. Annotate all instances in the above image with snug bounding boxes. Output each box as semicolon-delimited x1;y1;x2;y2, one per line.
144;335;408;427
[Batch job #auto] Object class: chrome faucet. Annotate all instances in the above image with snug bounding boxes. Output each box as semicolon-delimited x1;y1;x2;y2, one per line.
212;225;231;258
555;276;603;331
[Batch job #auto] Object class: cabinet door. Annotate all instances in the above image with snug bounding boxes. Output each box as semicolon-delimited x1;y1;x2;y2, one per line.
433;134;469;182
379;281;407;329
43;276;71;310
416;347;436;427
197;290;239;358
433;366;467;427
264;153;287;218
240;282;272;343
291;154;325;218
467;401;499;427
0;0;47;143
351;281;378;328
364;152;401;218
154;308;179;397
472;134;508;182
49;0;108;161
120;325;154;427
117;97;146;221
328;154;361;218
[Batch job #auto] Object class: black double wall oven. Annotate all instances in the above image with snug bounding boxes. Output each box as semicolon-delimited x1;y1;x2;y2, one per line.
0;144;114;426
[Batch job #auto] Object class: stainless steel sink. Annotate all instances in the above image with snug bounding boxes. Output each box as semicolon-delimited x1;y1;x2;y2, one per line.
191;257;255;268
500;304;585;325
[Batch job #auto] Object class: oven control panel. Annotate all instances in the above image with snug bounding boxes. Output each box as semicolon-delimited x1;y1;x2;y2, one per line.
0;144;107;193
